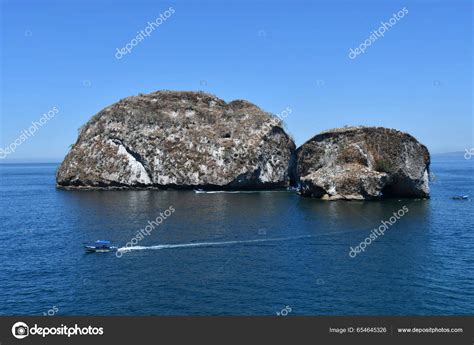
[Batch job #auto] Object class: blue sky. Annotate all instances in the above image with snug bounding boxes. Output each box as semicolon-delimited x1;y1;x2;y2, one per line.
0;0;472;162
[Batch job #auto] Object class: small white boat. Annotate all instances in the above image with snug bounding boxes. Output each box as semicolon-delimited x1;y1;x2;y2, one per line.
452;195;469;200
84;240;117;253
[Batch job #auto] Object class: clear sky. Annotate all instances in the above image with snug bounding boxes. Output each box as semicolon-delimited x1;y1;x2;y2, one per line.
0;0;472;162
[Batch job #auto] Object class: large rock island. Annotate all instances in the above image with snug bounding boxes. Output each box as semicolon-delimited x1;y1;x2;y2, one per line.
294;126;430;200
56;91;295;189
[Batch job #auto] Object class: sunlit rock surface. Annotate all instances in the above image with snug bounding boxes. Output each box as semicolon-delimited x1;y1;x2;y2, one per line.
294;126;430;200
57;91;295;189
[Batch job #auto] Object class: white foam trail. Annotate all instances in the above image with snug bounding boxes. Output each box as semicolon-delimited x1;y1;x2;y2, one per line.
194;190;290;194
117;235;313;253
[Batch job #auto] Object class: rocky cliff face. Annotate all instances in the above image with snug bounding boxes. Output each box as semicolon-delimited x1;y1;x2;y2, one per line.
294;126;430;200
57;91;296;189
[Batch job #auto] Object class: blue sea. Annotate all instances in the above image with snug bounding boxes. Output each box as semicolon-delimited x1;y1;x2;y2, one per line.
0;154;473;316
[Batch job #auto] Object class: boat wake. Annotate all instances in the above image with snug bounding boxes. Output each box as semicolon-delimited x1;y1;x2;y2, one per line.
116;234;313;253
194;190;289;194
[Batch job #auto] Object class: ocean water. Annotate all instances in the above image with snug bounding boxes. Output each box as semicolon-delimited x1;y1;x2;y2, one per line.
0;154;473;316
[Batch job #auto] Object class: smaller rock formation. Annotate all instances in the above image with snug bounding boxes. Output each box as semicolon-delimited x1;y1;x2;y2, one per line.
294;126;430;200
